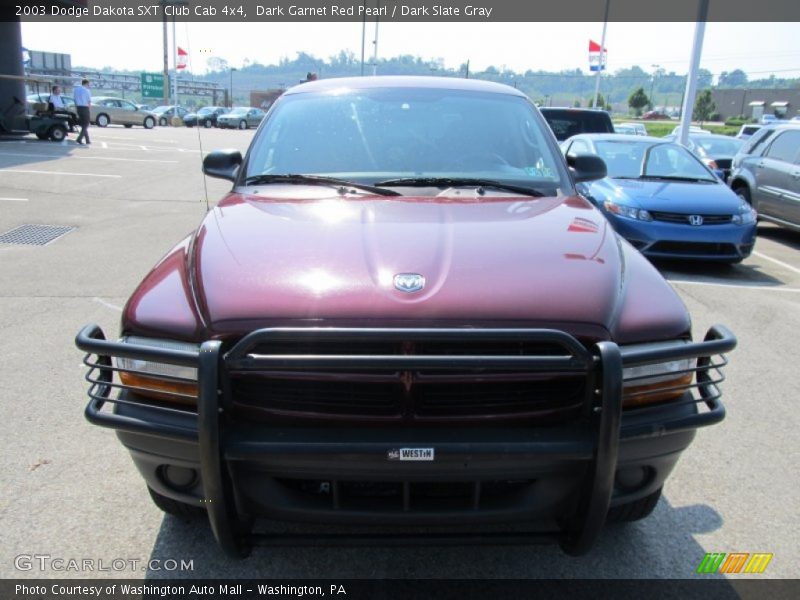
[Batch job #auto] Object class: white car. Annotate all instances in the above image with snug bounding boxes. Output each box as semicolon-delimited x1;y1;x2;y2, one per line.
615;122;647;136
670;125;710;135
736;124;761;140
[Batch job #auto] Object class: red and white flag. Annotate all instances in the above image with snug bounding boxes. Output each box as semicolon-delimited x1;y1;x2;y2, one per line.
589;40;607;72
177;47;188;70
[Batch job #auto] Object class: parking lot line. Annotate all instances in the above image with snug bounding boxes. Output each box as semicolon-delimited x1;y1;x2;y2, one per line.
92;297;123;312
752;250;800;276
0;197;28;202
0;169;121;178
670;280;800;293
0;151;178;164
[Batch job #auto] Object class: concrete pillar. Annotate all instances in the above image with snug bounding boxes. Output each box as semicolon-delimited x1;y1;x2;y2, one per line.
0;20;26;132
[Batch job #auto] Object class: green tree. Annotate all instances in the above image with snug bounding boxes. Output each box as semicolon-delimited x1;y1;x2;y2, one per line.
718;69;748;88
628;87;650;116
587;92;607;110
693;89;716;124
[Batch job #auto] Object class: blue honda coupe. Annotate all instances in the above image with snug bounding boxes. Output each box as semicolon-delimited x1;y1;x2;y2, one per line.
563;134;757;263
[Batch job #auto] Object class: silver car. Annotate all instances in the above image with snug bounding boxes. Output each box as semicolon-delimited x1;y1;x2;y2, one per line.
216;107;265;129
92;97;156;129
729;123;800;232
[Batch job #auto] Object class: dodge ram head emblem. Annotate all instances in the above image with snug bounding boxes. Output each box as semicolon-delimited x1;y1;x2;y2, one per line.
688;215;704;226
393;273;425;293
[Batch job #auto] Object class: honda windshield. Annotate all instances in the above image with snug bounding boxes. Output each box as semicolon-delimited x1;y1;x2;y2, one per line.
594;140;717;182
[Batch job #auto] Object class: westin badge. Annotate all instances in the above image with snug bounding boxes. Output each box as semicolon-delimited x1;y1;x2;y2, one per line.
394;273;425;293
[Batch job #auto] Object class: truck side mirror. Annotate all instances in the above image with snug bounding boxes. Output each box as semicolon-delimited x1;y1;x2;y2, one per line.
203;149;242;182
567;154;607;183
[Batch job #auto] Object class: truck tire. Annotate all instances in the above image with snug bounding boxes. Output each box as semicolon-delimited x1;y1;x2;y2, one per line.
147;487;205;518
606;487;662;523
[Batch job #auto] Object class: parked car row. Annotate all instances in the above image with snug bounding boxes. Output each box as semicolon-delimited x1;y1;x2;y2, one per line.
26;93;270;131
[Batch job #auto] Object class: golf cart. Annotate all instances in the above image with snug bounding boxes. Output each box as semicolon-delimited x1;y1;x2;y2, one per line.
0;74;77;142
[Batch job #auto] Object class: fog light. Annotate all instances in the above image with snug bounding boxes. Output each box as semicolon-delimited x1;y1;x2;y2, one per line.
159;465;198;491
615;466;651;492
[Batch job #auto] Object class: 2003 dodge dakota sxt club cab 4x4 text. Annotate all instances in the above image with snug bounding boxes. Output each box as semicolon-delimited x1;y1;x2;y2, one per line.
77;77;735;557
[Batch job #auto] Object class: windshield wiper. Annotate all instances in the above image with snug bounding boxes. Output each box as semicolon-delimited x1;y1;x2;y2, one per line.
638;175;716;183
373;177;545;197
243;174;402;197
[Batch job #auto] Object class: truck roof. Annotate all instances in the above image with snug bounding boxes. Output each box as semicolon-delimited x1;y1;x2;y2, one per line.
284;75;529;98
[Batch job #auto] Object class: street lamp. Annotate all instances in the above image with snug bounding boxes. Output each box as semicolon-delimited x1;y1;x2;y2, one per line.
650;64;660;112
229;67;237;108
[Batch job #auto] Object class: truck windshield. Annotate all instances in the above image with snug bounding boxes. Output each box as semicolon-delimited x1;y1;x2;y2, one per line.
245;87;568;193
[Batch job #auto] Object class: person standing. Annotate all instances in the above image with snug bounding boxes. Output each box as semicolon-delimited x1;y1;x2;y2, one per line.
73;79;91;145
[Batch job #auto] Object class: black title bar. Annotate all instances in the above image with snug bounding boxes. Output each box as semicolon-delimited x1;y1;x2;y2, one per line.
6;0;800;22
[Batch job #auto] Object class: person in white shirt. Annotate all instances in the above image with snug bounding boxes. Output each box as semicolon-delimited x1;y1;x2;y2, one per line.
73;79;92;145
48;86;65;110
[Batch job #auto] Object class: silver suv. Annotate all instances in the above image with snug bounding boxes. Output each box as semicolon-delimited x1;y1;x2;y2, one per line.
729;123;800;232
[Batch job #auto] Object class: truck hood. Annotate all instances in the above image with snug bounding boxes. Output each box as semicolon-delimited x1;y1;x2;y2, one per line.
189;189;622;338
123;187;690;343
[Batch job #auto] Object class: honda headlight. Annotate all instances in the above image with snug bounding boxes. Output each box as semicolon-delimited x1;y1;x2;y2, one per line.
604;201;652;221
731;200;757;225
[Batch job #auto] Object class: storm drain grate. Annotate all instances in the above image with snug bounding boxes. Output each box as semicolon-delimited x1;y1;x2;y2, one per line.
0;224;75;246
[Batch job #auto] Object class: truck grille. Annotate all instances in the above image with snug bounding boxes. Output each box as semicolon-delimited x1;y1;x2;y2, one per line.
226;336;591;422
230;374;585;421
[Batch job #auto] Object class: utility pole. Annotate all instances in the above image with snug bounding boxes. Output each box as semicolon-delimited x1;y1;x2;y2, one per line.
161;3;168;105
592;0;610;109
678;0;709;146
649;64;660;110
360;0;366;76
171;15;178;107
372;1;380;76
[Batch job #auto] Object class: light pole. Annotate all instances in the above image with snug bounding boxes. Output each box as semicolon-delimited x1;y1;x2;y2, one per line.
229;67;236;108
649;64;660;111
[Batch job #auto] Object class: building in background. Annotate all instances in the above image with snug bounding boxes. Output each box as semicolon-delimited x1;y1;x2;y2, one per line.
712;88;800;121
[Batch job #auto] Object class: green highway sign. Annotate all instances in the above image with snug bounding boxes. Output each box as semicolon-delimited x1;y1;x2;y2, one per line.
141;72;165;99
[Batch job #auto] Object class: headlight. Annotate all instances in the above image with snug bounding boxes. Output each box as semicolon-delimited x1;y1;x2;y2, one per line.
731;200;757;225
604;201;652;221
622;341;695;407
116;337;199;404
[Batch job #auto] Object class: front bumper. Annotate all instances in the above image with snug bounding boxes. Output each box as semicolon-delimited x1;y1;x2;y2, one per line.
76;325;735;557
608;215;756;261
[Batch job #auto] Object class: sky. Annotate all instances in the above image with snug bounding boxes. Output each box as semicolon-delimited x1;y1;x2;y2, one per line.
20;21;800;80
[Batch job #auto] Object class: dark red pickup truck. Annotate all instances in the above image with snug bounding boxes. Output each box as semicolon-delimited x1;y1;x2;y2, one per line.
76;77;735;557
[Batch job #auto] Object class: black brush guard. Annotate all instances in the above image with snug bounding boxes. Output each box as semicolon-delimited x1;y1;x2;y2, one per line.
76;325;736;557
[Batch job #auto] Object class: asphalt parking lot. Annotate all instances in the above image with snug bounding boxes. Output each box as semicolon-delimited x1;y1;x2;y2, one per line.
0;126;798;581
